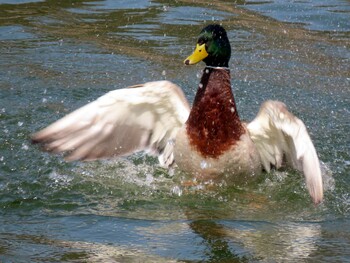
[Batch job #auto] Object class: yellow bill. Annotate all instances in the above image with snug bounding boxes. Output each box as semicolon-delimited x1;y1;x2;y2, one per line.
184;43;208;65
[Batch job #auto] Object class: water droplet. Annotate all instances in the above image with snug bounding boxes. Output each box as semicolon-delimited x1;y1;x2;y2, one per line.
230;107;235;113
21;143;29;150
42;98;47;103
17;121;23;127
145;174;154;186
168;168;175;177
200;160;208;169
172;185;182;196
167;139;175;146
199;83;203;89
205;69;209;74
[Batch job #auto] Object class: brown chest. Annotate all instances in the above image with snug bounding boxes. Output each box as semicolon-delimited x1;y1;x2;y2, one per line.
186;68;245;158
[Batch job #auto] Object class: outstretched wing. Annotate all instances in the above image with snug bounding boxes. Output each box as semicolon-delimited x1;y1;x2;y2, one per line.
32;81;190;167
247;100;323;204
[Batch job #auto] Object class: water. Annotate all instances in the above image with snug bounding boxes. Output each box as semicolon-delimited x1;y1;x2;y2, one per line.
0;0;349;262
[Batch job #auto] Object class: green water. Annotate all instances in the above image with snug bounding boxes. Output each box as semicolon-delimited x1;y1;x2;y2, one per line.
0;0;349;262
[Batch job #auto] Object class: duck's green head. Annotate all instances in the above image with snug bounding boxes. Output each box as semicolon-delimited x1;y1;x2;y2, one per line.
184;24;231;67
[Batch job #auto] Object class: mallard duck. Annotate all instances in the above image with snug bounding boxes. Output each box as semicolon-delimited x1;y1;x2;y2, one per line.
32;24;323;204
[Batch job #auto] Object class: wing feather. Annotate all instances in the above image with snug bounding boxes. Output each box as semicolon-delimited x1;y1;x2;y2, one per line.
247;100;323;204
32;81;190;167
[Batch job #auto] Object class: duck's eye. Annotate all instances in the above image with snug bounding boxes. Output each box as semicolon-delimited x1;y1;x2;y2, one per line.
198;37;208;45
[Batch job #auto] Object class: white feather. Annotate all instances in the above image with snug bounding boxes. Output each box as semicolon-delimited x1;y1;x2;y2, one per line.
32;81;190;167
247;100;323;204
